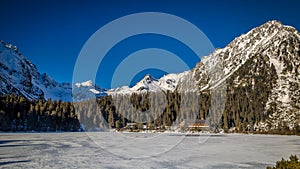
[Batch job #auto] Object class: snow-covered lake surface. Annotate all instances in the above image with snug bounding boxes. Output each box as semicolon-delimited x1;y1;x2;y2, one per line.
0;132;299;168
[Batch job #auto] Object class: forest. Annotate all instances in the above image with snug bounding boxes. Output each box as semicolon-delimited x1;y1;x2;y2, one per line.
0;89;299;134
0;94;80;132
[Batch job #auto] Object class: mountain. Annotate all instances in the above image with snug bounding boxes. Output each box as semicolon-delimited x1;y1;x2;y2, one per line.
177;20;300;131
107;72;188;95
106;20;300;132
178;20;300;92
177;21;300;131
73;80;107;101
0;41;72;101
0;41;105;102
1;20;299;132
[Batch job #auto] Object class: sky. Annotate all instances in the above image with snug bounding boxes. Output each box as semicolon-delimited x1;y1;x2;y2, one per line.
1;0;300;89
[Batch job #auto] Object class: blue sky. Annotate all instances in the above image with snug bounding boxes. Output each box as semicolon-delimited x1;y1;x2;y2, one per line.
1;0;300;88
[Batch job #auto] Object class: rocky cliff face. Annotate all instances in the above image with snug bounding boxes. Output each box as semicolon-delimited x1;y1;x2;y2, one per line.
175;20;300;131
0;40;72;101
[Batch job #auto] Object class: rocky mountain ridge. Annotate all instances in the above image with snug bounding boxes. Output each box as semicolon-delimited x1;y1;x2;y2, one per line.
0;41;104;101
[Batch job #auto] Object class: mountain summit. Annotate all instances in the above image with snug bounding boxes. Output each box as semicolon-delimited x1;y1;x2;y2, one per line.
107;72;188;95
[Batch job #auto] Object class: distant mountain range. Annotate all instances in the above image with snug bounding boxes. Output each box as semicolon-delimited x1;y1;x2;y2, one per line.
1;20;299;131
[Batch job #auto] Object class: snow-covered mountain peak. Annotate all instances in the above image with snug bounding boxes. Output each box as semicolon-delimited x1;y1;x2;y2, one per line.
131;74;158;91
72;80;106;101
107;72;188;95
75;80;94;87
259;20;298;33
178;20;300;93
142;74;156;83
260;20;283;29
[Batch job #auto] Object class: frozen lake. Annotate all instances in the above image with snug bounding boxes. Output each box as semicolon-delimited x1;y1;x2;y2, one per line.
0;132;299;168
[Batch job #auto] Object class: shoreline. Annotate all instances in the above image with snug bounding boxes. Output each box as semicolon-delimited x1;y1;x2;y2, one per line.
0;130;299;137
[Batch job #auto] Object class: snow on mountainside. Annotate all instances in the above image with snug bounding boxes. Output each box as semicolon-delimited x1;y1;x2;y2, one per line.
178;20;299;92
176;20;300;131
0;41;104;101
109;20;299;96
73;80;106;101
0;40;72;101
1;20;299;131
107;72;188;95
107;20;300;131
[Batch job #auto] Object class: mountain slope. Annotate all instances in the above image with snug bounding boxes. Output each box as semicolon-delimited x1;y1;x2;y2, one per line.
107;20;300;132
176;20;300;131
0;41;105;101
106;72;189;95
73;80;107;101
0;41;72;101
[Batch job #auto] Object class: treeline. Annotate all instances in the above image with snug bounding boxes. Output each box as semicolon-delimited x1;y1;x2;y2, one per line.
1;74;299;134
1;89;299;134
75;91;195;131
1;92;210;132
0;94;80;132
80;53;299;134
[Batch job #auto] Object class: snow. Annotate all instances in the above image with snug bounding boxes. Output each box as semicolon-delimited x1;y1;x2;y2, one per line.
1;20;300;135
0;41;104;101
72;81;106;101
2;20;299;102
269;55;284;73
0;133;299;168
75;80;93;87
0;42;72;101
267;55;291;104
89;88;100;94
183;21;284;92
107;71;189;95
37;81;72;101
